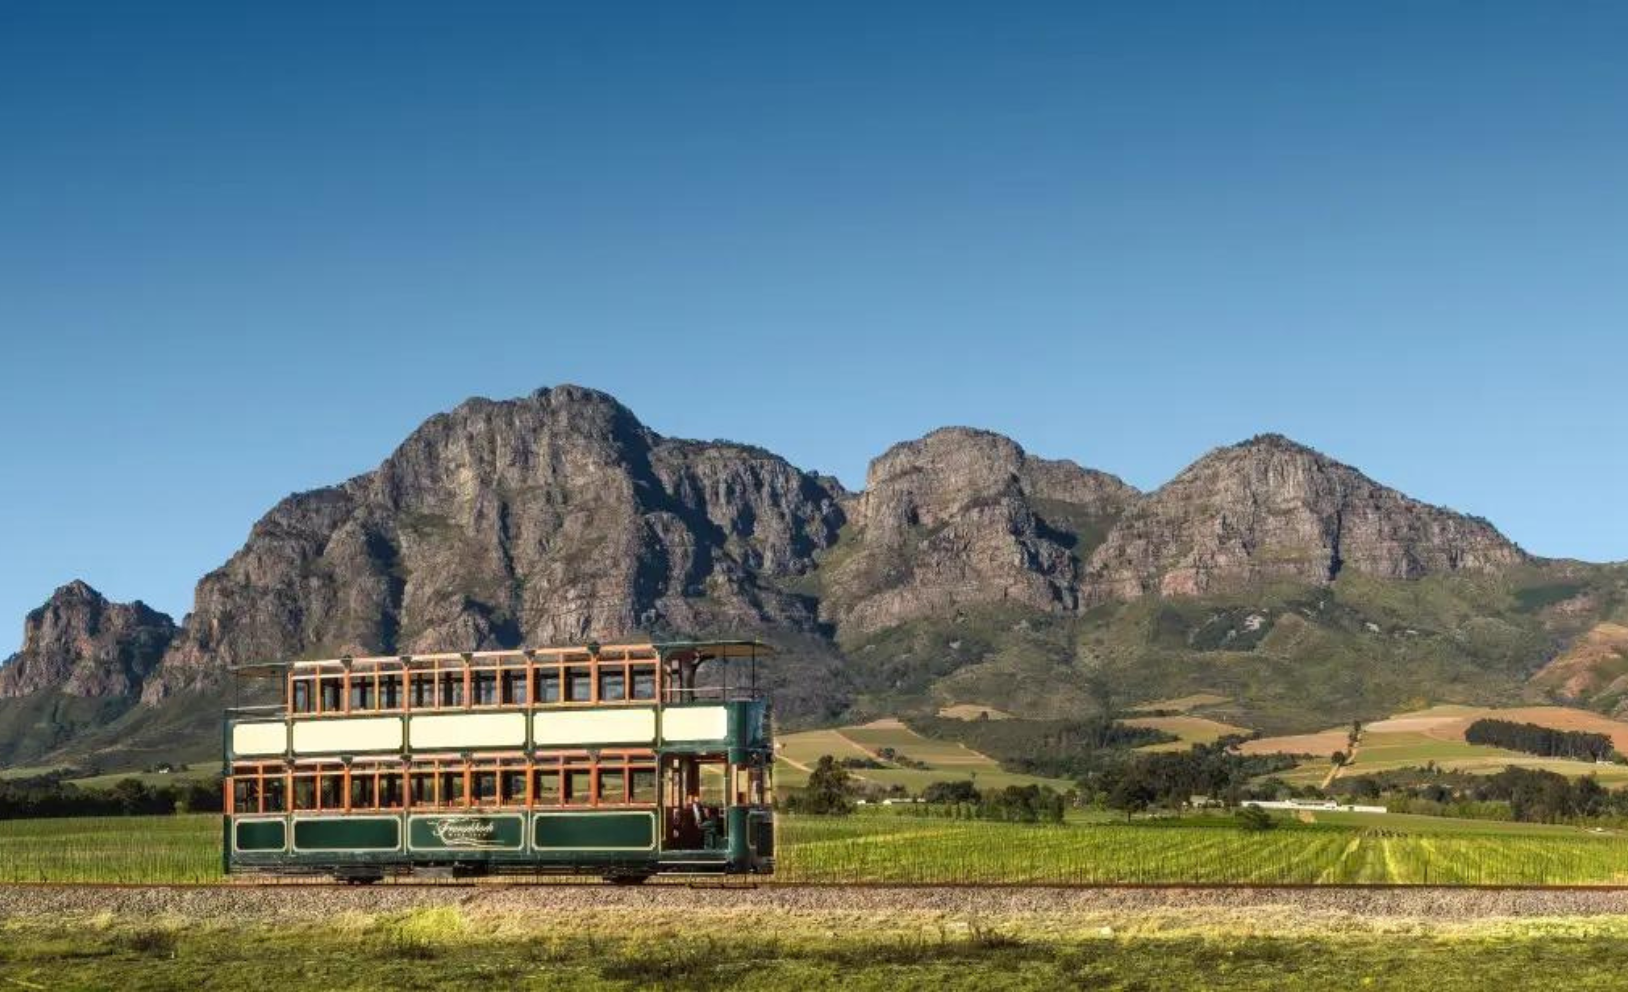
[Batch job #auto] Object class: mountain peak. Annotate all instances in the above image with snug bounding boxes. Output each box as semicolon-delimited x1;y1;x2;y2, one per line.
1230;433;1326;456
44;579;103;605
0;582;176;703
1086;435;1525;599
824;424;1138;636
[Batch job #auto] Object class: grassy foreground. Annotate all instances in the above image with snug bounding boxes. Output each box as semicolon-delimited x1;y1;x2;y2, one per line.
8;904;1628;990
6;809;1628;885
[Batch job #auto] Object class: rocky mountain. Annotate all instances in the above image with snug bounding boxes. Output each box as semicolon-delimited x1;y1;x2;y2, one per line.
0;582;175;700
5;386;1621;768
145;385;846;702
0;582;176;764
1084;434;1527;601
817;428;1137;638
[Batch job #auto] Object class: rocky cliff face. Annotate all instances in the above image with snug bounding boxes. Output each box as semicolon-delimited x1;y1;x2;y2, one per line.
1083;434;1526;600
818;428;1138;637
144;386;846;701
0;581;176;699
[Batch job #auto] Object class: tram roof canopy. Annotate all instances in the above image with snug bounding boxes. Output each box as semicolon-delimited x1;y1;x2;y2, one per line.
228;639;775;678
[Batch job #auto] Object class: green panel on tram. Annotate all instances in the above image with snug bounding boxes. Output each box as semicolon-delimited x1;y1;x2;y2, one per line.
534;812;654;850
409;814;526;851
235;820;286;852
293;817;401;851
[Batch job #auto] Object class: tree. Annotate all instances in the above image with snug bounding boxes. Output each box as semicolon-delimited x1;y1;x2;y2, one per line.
923;780;980;805
1106;773;1155;821
801;755;855;815
1330;751;1347;767
1235;805;1275;831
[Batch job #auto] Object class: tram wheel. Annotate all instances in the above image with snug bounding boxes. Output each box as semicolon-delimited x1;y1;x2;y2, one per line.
606;874;651;886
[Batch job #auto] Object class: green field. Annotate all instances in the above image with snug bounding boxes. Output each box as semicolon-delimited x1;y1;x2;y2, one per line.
0;814;220;883
6;809;1628;886
776;720;1071;792
777;811;1628;885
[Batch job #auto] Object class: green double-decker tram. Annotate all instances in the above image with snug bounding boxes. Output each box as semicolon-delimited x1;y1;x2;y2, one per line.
223;640;775;882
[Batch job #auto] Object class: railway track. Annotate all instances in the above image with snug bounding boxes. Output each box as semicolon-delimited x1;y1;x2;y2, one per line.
6;879;1628;891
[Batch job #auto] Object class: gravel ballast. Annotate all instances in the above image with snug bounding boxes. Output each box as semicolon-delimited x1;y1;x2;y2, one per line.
6;884;1628;927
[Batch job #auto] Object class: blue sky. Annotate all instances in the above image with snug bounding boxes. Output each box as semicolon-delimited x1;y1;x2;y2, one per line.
3;3;1626;650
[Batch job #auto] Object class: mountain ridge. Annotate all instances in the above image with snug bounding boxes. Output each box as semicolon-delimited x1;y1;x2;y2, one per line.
3;384;1620;768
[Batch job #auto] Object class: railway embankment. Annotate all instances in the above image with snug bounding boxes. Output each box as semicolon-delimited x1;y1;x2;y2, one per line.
7;883;1628;925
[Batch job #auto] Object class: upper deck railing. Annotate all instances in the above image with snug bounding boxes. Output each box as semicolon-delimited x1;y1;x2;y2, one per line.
226;639;772;721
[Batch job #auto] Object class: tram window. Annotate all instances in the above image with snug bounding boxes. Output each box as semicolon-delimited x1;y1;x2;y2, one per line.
630;667;656;700
439;770;466;807
471;671;497;706
438;671;465;708
319;678;343;713
537;670;561;703
233;777;261;814
630;768;656;803
599;670;626;702
265;776;286;812
501;770;527;805
291;680;313;713
565;667;592;702
534;768;561;805
379;675;402;709
378;774;403;809
318;772;342;810
597;769;626;804
292;777;316;811
732;765;765;806
349;774;377;810
350;679;375;711
472;771;498;804
500;670;527;705
409;772;435;806
564;769;592;804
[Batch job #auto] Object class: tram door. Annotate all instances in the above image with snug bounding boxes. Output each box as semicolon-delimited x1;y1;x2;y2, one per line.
660;754;728;850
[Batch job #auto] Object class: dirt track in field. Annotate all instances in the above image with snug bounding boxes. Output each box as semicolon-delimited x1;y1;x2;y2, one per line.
9;884;1628;927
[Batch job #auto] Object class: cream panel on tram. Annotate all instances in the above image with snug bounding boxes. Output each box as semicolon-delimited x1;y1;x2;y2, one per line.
661;705;729;742
533;708;657;746
408;711;529;750
231;721;289;757
291;716;404;754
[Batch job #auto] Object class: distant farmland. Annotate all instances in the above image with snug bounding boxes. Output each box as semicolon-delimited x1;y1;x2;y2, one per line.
775;719;1070;792
1244;705;1628;785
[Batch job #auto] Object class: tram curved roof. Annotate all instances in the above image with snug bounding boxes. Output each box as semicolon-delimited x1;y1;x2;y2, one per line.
228;638;775;677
